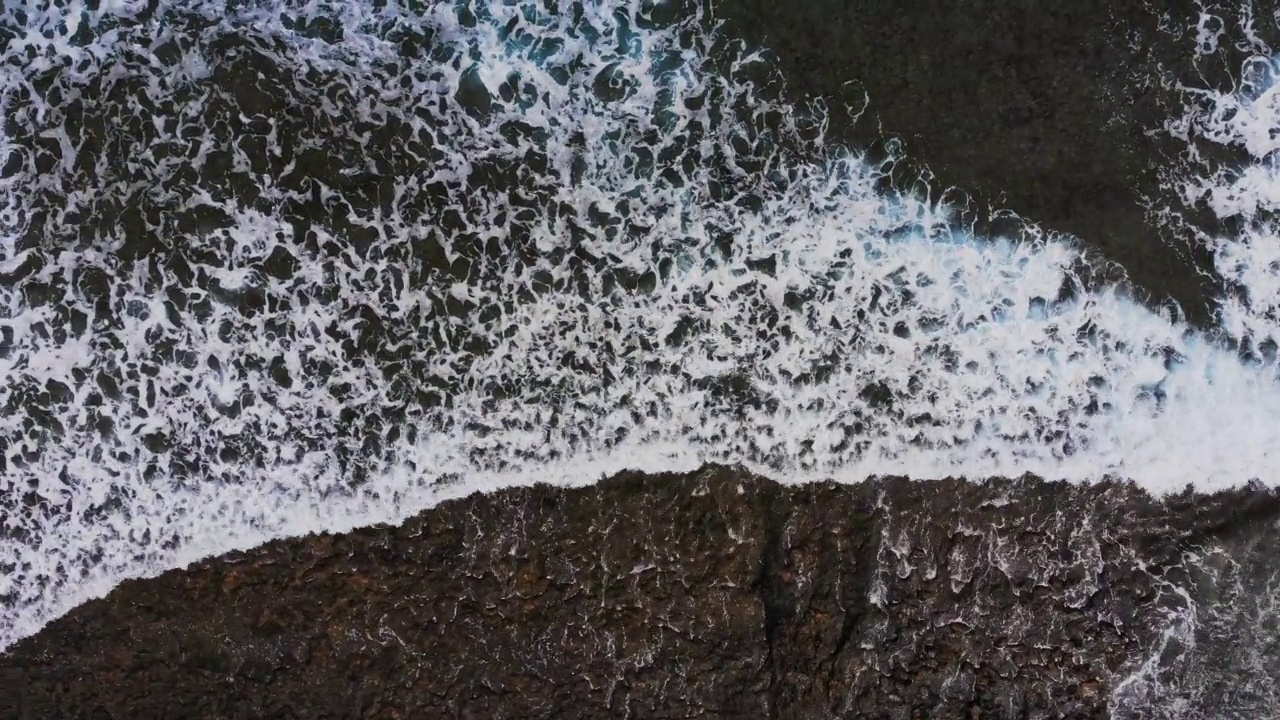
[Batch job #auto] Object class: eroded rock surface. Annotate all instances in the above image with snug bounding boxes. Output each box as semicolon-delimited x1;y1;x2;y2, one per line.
5;466;1278;719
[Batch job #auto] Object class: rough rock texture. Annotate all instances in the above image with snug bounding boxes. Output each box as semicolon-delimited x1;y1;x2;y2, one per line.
6;1;1280;719
5;466;1279;719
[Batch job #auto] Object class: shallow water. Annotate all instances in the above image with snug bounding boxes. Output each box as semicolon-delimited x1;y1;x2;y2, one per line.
1;0;1279;704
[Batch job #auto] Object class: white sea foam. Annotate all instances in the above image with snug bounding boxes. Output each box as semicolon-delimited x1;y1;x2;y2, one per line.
0;0;1278;672
1108;3;1280;714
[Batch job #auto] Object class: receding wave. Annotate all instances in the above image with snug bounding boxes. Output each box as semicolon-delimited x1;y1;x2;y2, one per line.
1;0;1279;671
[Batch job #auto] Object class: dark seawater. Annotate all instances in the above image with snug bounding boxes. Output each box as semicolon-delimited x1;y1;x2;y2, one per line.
3;0;1280;715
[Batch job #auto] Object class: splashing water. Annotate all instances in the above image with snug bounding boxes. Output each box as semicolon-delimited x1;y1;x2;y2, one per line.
1106;3;1280;714
0;0;1279;660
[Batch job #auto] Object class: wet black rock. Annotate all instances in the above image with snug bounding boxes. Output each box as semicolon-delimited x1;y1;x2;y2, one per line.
6;2;1280;719
4;466;1279;719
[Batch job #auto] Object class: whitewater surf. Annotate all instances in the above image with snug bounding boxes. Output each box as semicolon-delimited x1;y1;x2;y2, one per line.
2;7;1280;712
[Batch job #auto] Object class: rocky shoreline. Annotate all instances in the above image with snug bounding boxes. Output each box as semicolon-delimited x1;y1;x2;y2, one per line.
6;1;1280;718
5;466;1279;718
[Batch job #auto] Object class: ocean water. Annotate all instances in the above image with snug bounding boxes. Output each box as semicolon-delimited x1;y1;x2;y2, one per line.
1;0;1278;707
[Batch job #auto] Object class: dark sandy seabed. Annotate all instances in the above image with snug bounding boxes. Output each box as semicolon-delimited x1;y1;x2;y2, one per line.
5;0;1280;718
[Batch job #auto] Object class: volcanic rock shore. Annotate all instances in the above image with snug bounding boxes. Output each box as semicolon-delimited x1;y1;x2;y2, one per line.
6;1;1280;718
4;465;1280;719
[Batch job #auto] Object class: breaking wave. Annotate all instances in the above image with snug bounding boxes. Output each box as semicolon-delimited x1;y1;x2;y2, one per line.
1;1;1279;696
